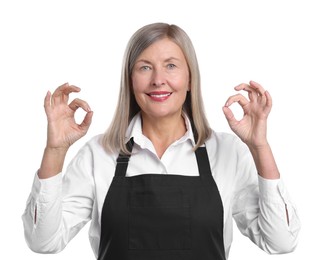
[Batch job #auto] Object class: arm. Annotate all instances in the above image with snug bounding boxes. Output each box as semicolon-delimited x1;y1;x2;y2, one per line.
22;83;93;253
22;146;95;253
222;81;278;179
39;83;93;179
223;81;300;253
232;141;300;254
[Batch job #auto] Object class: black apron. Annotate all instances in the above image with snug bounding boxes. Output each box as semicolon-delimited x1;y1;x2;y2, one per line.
98;140;226;260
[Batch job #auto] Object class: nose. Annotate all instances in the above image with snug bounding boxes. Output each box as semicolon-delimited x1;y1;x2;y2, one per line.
151;68;166;87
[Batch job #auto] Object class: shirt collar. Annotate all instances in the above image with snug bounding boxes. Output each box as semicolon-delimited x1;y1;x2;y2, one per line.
125;112;196;148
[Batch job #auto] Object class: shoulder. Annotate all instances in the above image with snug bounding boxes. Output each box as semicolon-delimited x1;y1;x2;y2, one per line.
86;134;104;148
66;134;118;179
205;130;250;157
78;134;118;160
206;130;242;147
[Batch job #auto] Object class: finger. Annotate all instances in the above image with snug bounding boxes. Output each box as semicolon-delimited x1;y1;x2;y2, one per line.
79;111;94;132
225;93;249;108
249;81;272;109
44;91;52;114
52;83;81;106
263;90;273;113
222;106;238;127
52;82;81;97
249;80;266;96
235;81;265;95
235;81;268;105
234;83;249;91
265;90;272;107
234;83;258;102
69;98;92;112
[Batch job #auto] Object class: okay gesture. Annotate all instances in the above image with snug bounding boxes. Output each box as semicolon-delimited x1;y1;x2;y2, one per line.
223;81;272;148
44;83;93;150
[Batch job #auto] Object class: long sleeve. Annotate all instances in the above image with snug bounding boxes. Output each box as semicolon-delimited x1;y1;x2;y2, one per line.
22;145;95;254
22;173;65;253
232;146;301;254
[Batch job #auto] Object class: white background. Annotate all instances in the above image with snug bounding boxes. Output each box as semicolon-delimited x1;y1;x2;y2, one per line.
1;0;321;259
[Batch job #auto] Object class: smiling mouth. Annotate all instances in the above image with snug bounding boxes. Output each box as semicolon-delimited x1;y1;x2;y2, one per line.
147;92;172;101
148;93;171;98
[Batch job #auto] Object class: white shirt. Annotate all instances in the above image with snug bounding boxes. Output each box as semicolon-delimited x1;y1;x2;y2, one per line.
22;113;300;259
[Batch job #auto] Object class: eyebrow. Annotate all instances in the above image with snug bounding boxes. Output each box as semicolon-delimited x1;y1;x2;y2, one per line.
135;57;181;64
135;59;152;65
164;57;180;62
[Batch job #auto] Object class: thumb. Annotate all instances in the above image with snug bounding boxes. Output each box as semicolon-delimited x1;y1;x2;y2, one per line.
222;106;238;127
79;111;94;132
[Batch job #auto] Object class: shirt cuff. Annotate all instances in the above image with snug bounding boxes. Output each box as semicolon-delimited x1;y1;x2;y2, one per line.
258;175;289;204
31;171;63;203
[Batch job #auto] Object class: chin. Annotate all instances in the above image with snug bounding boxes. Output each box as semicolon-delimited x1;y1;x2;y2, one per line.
142;109;181;120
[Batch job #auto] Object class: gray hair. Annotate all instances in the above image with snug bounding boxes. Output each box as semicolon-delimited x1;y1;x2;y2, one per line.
102;22;211;154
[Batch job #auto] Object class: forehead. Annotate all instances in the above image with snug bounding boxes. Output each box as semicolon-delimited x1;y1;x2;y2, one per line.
138;38;185;60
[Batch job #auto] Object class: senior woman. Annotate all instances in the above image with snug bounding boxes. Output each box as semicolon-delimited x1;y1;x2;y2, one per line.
23;23;300;260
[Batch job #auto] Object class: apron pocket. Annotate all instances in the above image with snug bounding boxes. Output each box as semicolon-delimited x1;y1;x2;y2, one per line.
129;188;191;250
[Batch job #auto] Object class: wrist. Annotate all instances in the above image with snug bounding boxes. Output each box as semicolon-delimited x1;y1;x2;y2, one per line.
44;146;69;155
247;141;270;152
247;143;280;180
38;147;68;179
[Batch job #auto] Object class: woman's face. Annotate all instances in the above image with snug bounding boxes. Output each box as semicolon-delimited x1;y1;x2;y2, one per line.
131;38;190;120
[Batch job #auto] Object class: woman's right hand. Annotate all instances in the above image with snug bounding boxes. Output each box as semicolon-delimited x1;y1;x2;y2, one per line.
44;82;93;150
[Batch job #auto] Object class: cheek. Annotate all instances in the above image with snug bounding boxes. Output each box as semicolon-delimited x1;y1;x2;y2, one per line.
131;78;145;105
131;75;147;93
177;78;190;92
172;72;190;90
131;80;140;97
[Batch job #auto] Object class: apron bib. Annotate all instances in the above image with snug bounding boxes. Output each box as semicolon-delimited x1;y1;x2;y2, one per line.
98;140;226;260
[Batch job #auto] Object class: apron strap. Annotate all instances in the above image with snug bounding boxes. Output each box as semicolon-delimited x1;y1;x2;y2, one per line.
114;140;212;178
194;146;213;178
115;138;134;177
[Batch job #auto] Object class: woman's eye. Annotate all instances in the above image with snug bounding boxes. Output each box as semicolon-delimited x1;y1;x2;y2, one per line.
167;64;176;69
141;65;151;71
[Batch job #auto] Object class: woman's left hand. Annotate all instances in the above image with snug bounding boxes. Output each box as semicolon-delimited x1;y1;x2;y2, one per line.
222;81;272;149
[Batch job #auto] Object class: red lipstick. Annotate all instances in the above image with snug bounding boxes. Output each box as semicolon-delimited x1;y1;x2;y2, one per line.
147;91;172;102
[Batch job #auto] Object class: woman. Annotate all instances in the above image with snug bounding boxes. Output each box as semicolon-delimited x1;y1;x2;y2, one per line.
22;23;300;259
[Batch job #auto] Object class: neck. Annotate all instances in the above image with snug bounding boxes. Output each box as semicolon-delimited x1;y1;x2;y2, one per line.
141;111;187;158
